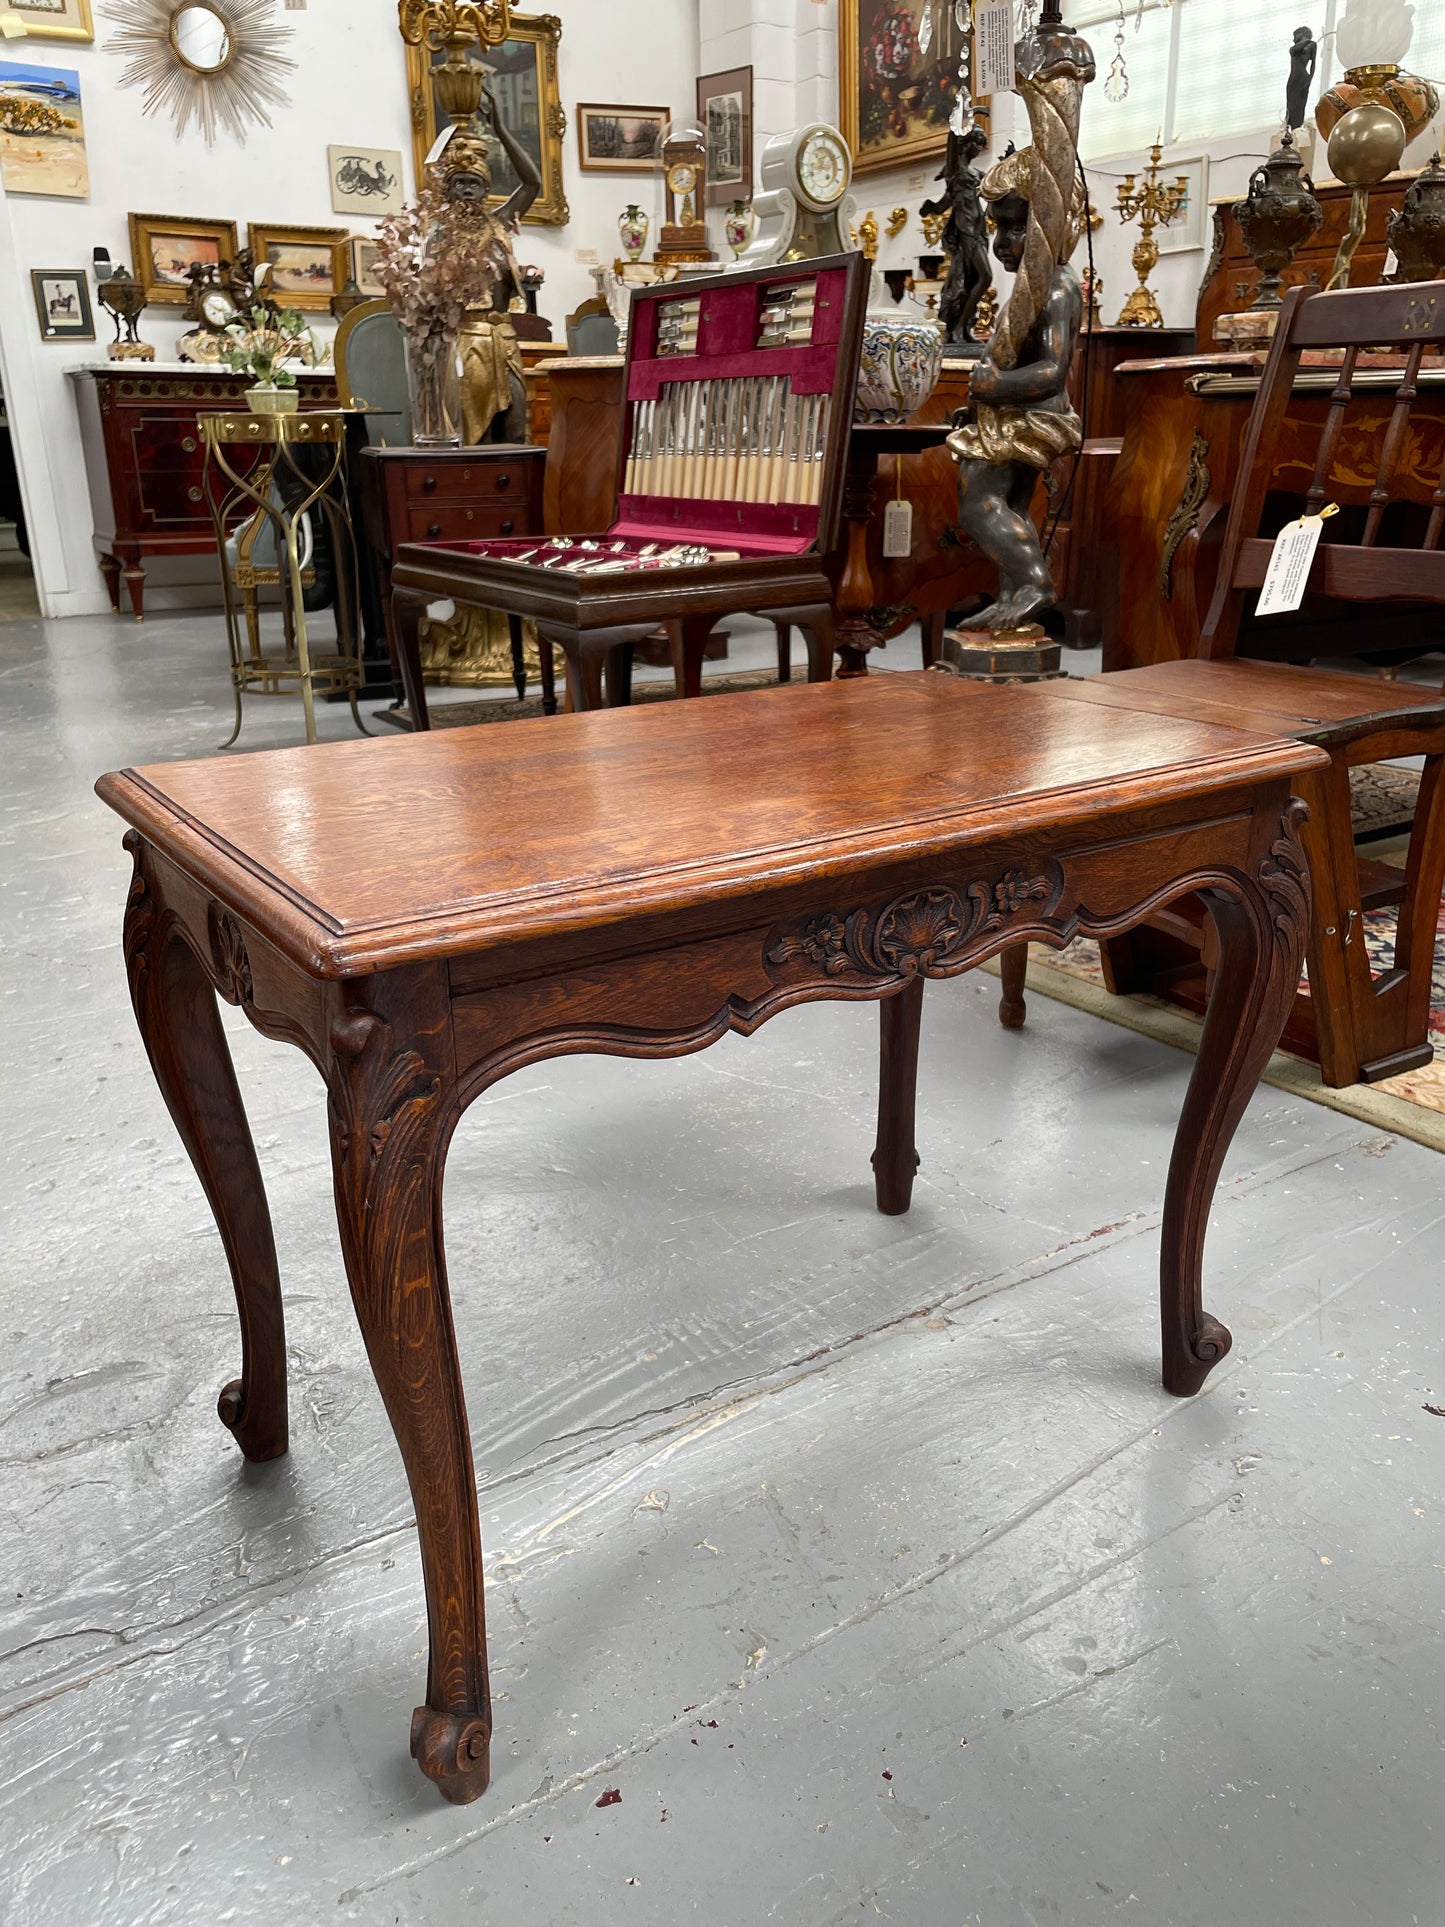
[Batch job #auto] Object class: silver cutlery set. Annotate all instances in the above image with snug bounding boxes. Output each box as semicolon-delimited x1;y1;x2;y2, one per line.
476;536;743;576
624;376;831;505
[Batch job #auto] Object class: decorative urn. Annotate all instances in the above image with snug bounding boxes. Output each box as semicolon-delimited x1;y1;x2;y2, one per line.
1387;152;1445;283
855;300;945;423
1232;131;1324;309
617;204;649;263
723;199;755;257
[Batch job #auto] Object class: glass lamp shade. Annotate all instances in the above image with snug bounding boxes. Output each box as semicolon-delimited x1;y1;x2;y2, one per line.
1335;0;1417;70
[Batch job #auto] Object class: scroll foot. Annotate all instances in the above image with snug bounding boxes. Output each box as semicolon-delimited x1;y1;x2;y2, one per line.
411;1706;491;1805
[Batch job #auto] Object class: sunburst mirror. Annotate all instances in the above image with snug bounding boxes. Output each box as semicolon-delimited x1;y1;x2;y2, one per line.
105;0;294;144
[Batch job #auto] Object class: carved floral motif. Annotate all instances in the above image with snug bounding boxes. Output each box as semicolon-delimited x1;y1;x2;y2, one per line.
1159;430;1211;601
766;870;1057;981
209;908;254;1009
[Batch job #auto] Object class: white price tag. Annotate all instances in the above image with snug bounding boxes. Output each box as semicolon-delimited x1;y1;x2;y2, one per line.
883;497;914;558
1255;504;1337;617
974;0;1015;97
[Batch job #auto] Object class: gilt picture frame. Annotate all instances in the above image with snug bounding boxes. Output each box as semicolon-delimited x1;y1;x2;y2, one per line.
6;0;93;42
696;66;751;206
1156;153;1210;255
128;212;239;305
247;222;349;311
405;11;567;226
575;102;667;173
839;0;969;178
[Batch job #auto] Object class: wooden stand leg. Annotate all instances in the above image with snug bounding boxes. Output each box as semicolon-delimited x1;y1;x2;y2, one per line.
393;587;432;732
604;642;634;707
774;622;792;683
122;836;288;1462
507;613;526;702
538;631;557;715
796;606;836;684
1159;802;1310;1396
998;943;1028;1029
1295;760;1364;1088
556;630;604;712
872;978;924;1215
99;553;122;614
326;973;491;1805
122;560;145;622
667;614;715;699
921;609;945;670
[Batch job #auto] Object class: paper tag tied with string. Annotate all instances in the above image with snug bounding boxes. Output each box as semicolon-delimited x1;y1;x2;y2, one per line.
974;0;1015;97
1255;502;1338;617
882;459;913;558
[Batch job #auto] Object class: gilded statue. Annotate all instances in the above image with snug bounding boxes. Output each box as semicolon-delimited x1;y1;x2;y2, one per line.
432;79;541;444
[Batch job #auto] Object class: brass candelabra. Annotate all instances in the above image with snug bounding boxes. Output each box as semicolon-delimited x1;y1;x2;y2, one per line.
1114;143;1188;328
398;0;512;121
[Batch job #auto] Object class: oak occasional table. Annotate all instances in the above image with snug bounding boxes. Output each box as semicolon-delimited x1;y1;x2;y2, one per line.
96;672;1324;1805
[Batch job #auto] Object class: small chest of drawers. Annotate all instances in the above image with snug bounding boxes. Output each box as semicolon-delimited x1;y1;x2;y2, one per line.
360;444;546;669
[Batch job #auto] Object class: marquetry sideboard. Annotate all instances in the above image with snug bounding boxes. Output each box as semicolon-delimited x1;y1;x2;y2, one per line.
69;364;345;620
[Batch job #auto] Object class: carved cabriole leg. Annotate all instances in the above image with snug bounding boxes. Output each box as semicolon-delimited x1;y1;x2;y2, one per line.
873;978;923;1214
998;943;1028;1029
1159;800;1311;1396
121;835;288;1461
324;967;491;1804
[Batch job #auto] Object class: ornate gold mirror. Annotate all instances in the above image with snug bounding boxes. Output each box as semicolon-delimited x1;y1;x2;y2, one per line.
169;2;231;70
106;0;294;144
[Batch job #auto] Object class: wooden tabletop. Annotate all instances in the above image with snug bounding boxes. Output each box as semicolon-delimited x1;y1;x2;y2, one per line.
96;673;1324;979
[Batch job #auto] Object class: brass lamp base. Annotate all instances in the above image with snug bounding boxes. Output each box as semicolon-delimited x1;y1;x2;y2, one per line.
1115;285;1164;328
108;340;156;361
938;624;1064;683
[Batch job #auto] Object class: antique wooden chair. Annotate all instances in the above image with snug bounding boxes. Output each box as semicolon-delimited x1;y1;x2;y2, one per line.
1000;280;1445;1087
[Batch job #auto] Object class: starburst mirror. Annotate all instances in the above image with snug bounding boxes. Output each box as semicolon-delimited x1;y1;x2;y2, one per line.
105;0;294;144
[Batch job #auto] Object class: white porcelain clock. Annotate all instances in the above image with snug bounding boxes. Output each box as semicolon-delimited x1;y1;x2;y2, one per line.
738;122;858;268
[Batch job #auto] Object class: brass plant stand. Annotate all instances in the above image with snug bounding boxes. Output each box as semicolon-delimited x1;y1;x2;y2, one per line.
1114;143;1188;328
200;409;370;749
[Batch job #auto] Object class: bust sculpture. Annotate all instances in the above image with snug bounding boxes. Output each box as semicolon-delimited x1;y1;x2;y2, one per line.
918;123;992;356
433;83;541;444
946;146;1085;633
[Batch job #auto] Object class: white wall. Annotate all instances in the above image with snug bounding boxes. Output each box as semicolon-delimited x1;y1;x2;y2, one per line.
0;0;699;616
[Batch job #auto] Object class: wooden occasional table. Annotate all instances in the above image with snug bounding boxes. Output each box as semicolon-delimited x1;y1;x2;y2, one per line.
97;673;1323;1805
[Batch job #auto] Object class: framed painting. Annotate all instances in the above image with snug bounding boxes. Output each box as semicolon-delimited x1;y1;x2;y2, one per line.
6;0;93;41
31;267;93;339
839;0;969;178
406;12;567;226
247;223;348;311
696;66;751;205
328;144;405;217
575;102;667;173
1157;154;1211;254
348;236;385;297
0;61;87;197
128;213;239;305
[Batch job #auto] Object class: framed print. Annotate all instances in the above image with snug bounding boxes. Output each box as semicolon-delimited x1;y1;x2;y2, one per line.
696;67;751;205
328;144;405;218
1157;154;1210;254
406;12;567;225
31;267;93;339
575;102;668;173
128;212;238;304
349;235;384;298
0;61;87;197
6;0;93;42
840;0;969;178
247;223;348;311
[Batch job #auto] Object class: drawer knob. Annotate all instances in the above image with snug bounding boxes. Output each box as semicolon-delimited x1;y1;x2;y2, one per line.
500;519;514;535
427;521;441;538
182;435;197;453
495;472;511;490
422;474;437;492
187;485;202;503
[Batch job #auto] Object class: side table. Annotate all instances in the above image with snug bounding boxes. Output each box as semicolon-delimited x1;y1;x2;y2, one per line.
199;409;369;749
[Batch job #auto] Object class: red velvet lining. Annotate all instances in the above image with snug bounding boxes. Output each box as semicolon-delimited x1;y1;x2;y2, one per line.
426;533;797;562
627;266;849;402
613;499;817;553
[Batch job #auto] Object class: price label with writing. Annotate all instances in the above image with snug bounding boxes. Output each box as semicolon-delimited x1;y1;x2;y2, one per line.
883;498;914;558
974;0;1015;97
1255;504;1338;617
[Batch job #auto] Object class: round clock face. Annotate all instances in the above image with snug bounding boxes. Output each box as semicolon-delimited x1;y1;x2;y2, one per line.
668;162;697;196
202;290;236;328
798;130;848;206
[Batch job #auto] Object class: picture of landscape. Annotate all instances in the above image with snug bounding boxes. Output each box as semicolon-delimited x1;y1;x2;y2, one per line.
0;61;87;198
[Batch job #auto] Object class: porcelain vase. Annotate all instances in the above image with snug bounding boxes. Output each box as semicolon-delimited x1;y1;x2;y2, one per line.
724;200;756;258
618;205;649;262
854;314;945;424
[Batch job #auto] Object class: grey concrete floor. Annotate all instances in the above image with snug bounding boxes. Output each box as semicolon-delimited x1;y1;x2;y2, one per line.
2;606;1442;1927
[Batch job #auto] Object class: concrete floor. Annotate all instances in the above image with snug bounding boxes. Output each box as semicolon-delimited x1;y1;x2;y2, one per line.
2;607;1442;1927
